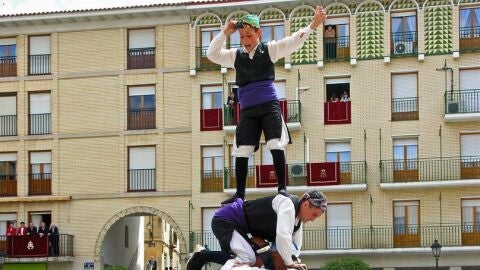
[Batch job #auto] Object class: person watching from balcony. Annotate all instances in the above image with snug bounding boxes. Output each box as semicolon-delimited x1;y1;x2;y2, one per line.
227;91;236;121
48;223;60;256
340;91;350;102
329;93;339;103
187;191;327;270
324;25;336;59
6;221;16;236
38;222;48;237
27;222;38;236
16;221;27;236
207;6;327;204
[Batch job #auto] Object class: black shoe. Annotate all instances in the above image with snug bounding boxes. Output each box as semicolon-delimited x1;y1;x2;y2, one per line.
187;245;206;270
278;189;289;197
221;193;244;205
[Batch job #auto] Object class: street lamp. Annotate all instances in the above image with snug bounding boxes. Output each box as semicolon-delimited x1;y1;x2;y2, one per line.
430;239;442;269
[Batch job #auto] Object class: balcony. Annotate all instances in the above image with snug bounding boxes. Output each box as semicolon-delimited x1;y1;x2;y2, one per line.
127;47;155;69
391;31;417;56
29;113;51;135
460;26;480;52
0;115;17;136
0;174;16;197
29;172;52;195
200;108;222;131
127;108;156;130
444;90;480;122
0;56;17;77
0;234;74;260
324;36;350;61
380;156;480;189
201;169;224;192
392;97;418;121
190;223;480;252
29;54;51;75
128;169;156;192
224;100;302;132
324;101;351;125
195;46;219;71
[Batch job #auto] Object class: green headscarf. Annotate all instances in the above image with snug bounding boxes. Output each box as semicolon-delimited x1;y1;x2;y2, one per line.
239;14;260;29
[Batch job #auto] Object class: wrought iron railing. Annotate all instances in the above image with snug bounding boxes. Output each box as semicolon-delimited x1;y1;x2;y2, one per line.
127;47;155;69
0;56;17;77
223;166;256;189
29;113;51;135
380;156;480;183
0;174;16;197
195;46;219;70
288;161;367;186
391;31;417;55
29;54;51;75
324;36;350;60
201;169;224;192
460;26;480;51
392;97;418;121
190;224;479;251
285;100;302;123
128;169;156;191
29;172;52;195
0;115;17;136
444;89;480;114
127;108;156;130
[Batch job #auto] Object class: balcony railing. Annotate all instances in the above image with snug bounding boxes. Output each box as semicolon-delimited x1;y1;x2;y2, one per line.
29;54;51;75
0;56;17;77
190;224;480;251
460;26;480;52
324;36;350;61
127;108;156;130
0;174;17;197
195;46;219;70
128;169;156;192
29;113;51;135
392;97;419;121
380;156;480;183
0;115;17;136
444;90;480;114
1;234;74;257
127;47;155;69
223;166;256;189
29;172;52;195
391;31;417;56
201;169;224;192
224;100;302;127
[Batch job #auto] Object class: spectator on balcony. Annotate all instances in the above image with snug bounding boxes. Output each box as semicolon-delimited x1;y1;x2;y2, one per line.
16;222;27;236
207;7;327;204
324;25;336;59
27;222;38;236
48;223;60;256
329;93;339;103
340;91;350;102
6;221;16;236
226;91;236;121
38;222;48;237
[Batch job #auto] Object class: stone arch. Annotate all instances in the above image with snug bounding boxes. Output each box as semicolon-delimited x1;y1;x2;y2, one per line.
355;0;386;14
94;206;188;263
423;0;454;8
225;10;249;24
193;12;223;28
325;2;352;16
389;0;420;11
258;7;286;22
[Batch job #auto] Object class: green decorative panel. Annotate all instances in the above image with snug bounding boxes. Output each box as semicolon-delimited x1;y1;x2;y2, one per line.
424;6;452;54
459;0;480;4
229;12;248;22
194;14;222;26
356;2;384;13
356;11;384;59
259;9;284;21
326;4;350;15
424;0;451;7
290;7;317;64
389;0;417;10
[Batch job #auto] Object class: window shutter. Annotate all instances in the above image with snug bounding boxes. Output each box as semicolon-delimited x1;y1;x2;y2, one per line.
129;86;155;96
203;147;222;157
326;142;351;153
326;78;350;84
129;29;155;49
0;153;17;161
0;213;17;221
327;204;352;228
202;86;222;93
275;81;286;99
393;138;418;146
462;199;480;207
0;96;16;116
30;152;51;164
30;93;51;114
392;74;417;99
461;134;480;157
129;147;155;169
0;38;16;46
30;36;51;55
460;69;480;91
325;17;350;25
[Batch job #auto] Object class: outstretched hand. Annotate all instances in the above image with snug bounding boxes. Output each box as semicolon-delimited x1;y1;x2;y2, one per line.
309;5;327;30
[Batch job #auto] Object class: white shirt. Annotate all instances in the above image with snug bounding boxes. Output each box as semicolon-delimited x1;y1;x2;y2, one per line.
207;26;315;68
272;195;303;267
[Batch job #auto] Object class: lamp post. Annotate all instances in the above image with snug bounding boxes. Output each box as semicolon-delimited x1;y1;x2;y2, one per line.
431;239;442;269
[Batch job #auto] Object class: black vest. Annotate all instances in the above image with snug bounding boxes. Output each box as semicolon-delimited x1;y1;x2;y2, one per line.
234;42;275;87
243;195;302;242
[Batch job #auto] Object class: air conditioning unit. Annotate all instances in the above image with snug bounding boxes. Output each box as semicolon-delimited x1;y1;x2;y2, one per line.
394;42;406;54
290;164;305;177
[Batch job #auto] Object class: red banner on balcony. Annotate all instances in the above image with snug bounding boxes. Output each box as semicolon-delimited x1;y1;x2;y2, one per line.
8;235;49;257
200;108;223;131
324;101;351;124
306;162;340;185
255;165;288;188
279;100;288;121
234;103;241;125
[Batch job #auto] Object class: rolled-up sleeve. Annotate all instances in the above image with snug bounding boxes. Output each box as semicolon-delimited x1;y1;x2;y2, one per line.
206;32;237;68
268;26;314;63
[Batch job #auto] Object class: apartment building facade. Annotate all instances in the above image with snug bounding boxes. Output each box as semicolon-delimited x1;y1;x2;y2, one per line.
0;0;479;269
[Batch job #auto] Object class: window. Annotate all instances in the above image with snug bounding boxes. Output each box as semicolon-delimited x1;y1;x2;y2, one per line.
393;200;420;247
326;142;351;173
391;73;418;121
458;69;480;113
324;17;350;60
0;94;17;136
462;199;480;239
0;38;17;77
128;86;156;130
391;12;417;55
29;211;51;229
201;28;221;53
261;22;285;43
29;35;51;75
326;78;350;102
202;86;223;109
326;203;352;249
201;146;223;192
201;86;223;131
202;207;220;250
460;134;480;180
324;78;351;125
0;213;17;235
0;152;17;196
128;146;156;191
29;92;51;135
127;29;155;69
274;81;286;100
460;8;480;38
29;151;52;195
